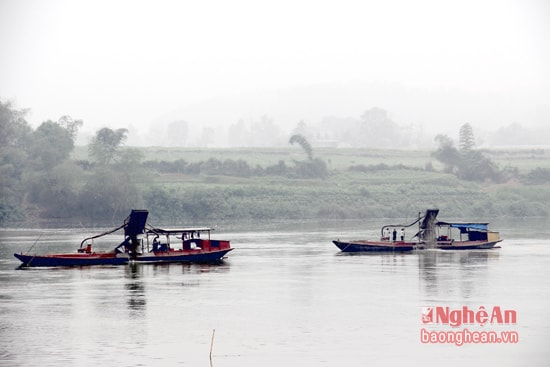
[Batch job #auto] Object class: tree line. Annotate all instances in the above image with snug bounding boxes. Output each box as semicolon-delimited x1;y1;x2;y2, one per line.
0;100;329;223
1;99;549;224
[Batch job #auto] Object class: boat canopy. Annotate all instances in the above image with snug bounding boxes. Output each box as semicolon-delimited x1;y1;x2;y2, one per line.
437;222;489;232
146;227;213;235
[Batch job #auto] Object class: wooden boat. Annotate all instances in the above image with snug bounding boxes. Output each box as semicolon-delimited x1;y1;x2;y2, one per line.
333;239;416;252
14;251;129;267
138;227;233;264
333;215;426;252
14;209;148;267
435;221;502;250
14;210;232;267
332;209;503;252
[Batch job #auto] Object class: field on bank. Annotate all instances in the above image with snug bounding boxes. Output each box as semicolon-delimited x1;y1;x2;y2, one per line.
75;145;550;171
69;146;548;223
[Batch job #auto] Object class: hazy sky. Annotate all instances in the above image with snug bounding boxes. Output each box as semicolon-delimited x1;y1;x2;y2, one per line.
1;0;549;137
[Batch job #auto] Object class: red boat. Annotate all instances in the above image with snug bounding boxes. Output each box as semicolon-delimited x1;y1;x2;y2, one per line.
138;226;233;264
14;251;129;267
14;210;233;267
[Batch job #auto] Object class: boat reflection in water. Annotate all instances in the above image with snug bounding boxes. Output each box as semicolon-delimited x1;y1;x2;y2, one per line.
418;249;501;298
125;263;146;313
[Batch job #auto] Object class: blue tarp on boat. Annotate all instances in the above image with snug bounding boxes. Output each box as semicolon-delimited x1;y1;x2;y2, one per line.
437;222;489;232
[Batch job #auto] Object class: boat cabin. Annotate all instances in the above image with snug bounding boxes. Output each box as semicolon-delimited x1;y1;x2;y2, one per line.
436;222;501;243
143;227;231;253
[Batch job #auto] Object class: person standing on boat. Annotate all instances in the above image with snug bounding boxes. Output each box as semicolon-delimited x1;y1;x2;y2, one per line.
392;228;397;241
400;228;405;241
384;227;391;240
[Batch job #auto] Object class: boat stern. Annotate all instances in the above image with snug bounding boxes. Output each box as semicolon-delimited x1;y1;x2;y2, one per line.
487;231;501;243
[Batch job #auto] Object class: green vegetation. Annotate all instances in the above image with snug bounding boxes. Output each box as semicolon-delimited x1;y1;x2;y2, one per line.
433;123;503;182
2;100;550;226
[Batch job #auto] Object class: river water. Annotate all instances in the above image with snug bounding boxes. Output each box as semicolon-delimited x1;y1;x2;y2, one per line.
1;218;549;367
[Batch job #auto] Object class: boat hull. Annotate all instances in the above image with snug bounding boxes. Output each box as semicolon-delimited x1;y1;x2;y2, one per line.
135;248;233;263
14;249;233;267
14;252;129;267
437;240;501;250
333;240;415;252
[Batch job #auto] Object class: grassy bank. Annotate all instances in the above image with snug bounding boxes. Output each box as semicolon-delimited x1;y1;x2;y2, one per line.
133;147;550;223
28;146;550;225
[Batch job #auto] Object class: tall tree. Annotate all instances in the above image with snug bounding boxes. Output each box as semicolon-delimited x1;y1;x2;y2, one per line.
432;134;460;173
88;127;128;165
289;134;313;160
459;123;475;152
30;120;74;170
0;100;32;223
0;100;32;148
58;115;83;141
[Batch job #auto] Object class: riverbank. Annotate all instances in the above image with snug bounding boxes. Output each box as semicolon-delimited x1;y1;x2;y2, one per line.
4;147;550;226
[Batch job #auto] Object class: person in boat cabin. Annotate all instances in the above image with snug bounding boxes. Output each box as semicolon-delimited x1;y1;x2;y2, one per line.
384;227;391;240
392;228;397;241
400;228;405;241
